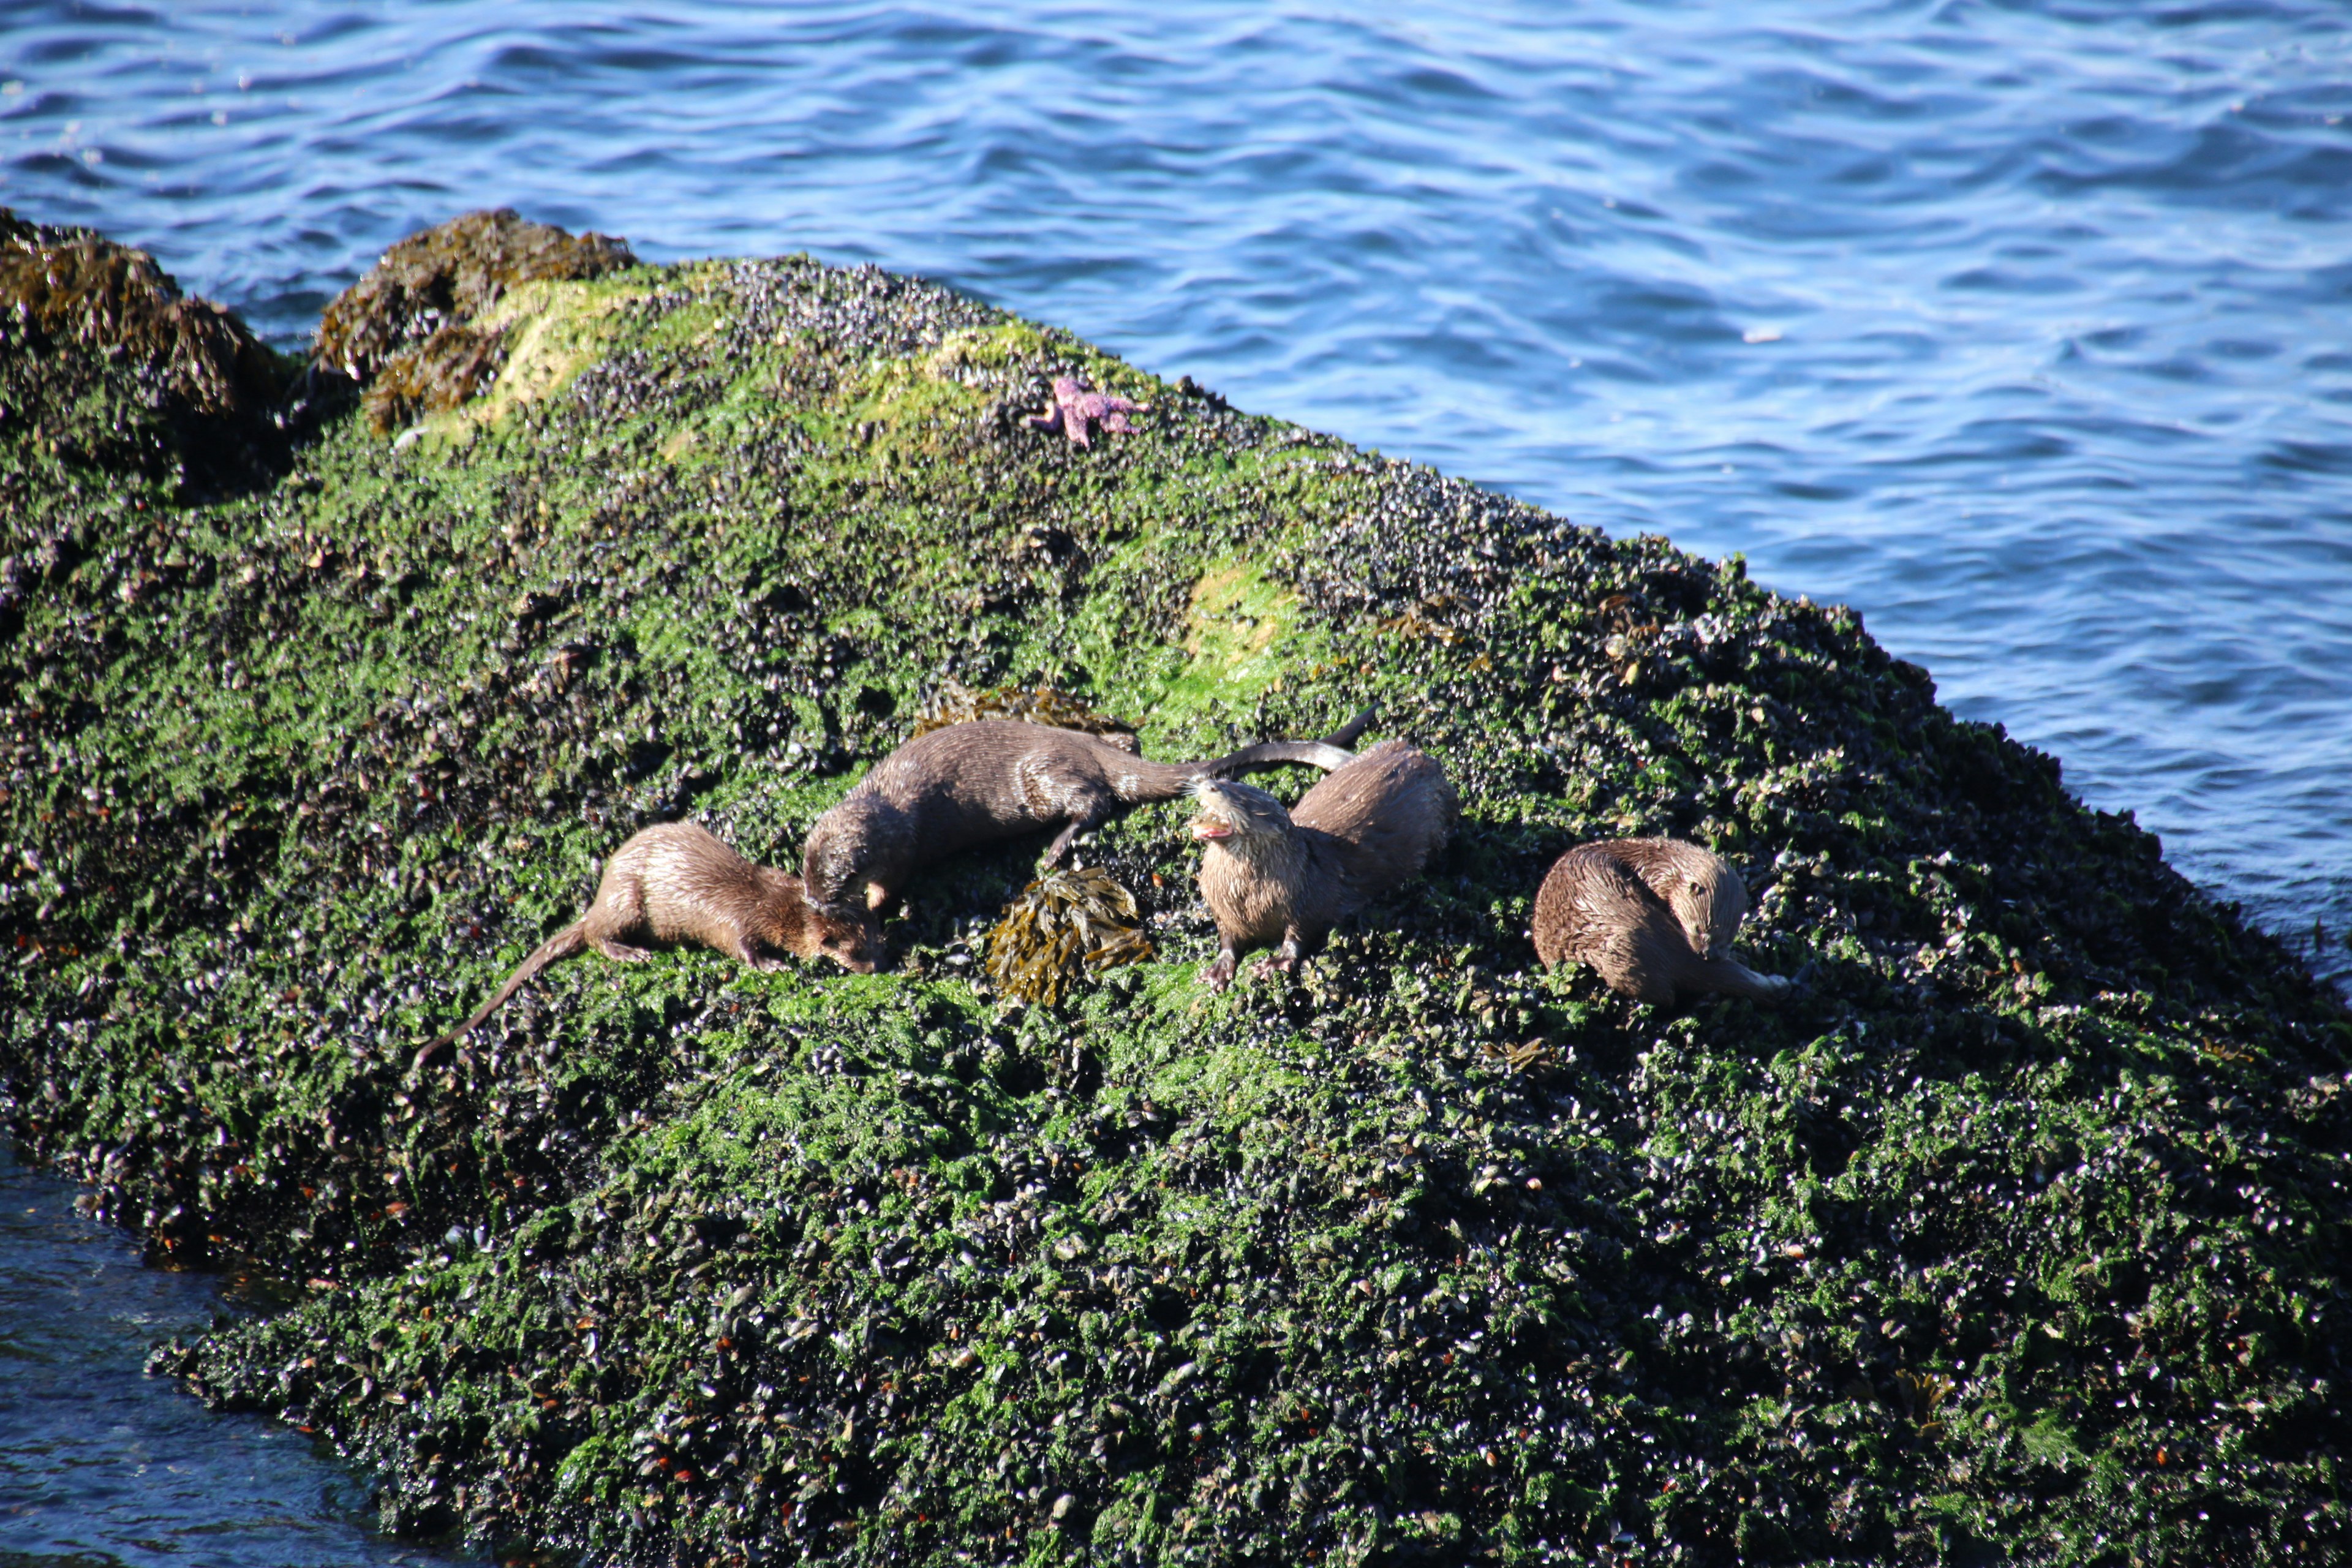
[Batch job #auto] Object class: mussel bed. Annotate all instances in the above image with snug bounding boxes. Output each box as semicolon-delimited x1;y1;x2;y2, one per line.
3;220;2348;1566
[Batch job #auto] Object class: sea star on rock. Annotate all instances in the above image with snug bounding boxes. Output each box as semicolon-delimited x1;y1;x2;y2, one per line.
1025;375;1150;448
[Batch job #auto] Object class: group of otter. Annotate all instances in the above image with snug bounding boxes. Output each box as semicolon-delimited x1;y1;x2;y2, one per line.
416;708;1792;1070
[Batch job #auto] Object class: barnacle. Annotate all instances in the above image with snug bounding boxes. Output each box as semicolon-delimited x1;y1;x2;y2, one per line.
984;866;1152;1005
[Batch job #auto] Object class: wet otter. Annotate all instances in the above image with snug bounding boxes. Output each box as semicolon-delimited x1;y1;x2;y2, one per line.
1531;838;1791;1005
1189;739;1458;990
800;708;1374;938
413;821;871;1074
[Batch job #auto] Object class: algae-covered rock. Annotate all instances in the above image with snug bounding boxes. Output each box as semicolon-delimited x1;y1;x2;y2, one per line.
4;222;2350;1567
1;208;282;420
1;208;289;499
312;207;636;431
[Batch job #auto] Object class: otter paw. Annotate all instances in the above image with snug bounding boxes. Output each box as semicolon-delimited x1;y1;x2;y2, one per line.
1204;953;1237;992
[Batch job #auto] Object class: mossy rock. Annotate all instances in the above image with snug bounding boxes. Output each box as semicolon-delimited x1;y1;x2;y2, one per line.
1;207;292;499
4;222;2350;1567
1;207;282;420
312;207;637;432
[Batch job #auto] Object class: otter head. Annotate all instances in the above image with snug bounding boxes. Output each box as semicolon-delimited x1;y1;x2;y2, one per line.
801;795;907;921
1664;860;1747;959
1187;778;1292;848
766;872;883;973
811;907;880;973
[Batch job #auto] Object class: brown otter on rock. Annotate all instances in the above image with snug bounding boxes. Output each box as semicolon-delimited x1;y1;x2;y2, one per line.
1189;738;1458;990
800;708;1375;940
413;821;872;1074
1531;838;1791;1005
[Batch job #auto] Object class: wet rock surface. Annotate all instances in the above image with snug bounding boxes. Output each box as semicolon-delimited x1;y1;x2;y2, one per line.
2;222;2348;1566
312;208;638;433
1;206;293;499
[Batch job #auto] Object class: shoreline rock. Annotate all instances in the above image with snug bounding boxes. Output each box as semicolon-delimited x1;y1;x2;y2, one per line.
4;216;2348;1566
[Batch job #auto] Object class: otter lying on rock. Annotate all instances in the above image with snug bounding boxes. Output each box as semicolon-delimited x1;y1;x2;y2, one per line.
1189;738;1458;990
413;821;871;1075
800;709;1374;942
1532;838;1791;1005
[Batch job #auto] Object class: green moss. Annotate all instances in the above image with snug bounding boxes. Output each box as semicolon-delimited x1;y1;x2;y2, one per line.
6;227;2350;1567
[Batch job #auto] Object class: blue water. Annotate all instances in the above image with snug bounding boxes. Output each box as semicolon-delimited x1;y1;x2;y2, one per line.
0;1147;477;1567
3;2;2350;1544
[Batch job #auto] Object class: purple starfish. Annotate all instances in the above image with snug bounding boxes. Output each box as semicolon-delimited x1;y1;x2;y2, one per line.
1025;375;1150;448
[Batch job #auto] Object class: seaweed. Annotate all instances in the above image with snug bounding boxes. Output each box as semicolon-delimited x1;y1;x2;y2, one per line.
910;678;1139;744
1;206;292;500
362;321;508;435
1;208;283;421
311;208;635;431
984;865;1155;1006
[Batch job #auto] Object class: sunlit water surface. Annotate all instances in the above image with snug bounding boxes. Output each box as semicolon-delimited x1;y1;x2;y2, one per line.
2;1;2349;1543
0;1146;479;1566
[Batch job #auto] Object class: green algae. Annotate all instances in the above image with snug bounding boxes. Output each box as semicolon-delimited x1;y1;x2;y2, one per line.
1;225;2348;1567
314;208;638;434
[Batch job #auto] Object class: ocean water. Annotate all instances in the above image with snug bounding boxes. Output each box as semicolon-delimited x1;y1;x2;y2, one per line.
0;1146;479;1566
1;2;2348;1547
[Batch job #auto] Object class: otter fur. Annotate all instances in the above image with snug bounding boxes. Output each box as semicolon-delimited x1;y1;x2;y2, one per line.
413;821;872;1074
800;707;1375;938
1189;738;1457;990
1531;838;1790;1005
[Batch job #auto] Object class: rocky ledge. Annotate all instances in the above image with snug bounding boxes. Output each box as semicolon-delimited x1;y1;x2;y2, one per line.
3;211;2347;1567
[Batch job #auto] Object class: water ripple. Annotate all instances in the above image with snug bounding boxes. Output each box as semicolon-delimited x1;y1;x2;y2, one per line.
0;1147;479;1566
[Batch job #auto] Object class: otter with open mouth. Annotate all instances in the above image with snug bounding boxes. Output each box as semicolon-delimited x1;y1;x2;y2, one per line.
801;707;1374;955
1189;737;1457;990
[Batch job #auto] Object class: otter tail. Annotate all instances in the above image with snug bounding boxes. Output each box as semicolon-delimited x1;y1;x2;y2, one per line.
410;923;589;1077
1199;703;1379;778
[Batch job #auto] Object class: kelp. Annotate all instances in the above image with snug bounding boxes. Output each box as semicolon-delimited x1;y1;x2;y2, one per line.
984;865;1155;1006
911;679;1139;744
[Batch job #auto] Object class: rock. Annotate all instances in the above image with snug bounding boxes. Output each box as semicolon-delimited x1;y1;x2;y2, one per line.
1;217;2346;1568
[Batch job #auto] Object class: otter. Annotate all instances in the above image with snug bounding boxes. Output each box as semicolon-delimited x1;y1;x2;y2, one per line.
800;707;1375;939
412;821;872;1075
1189;738;1457;990
1531;838;1791;1005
